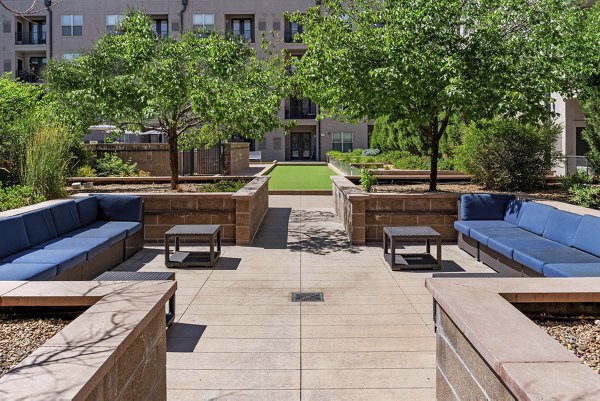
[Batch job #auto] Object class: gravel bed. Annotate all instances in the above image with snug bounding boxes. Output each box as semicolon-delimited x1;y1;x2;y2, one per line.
371;182;572;203
533;316;600;373
0;317;71;377
67;183;208;193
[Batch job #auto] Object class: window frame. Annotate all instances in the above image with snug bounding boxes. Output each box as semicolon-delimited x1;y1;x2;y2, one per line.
231;17;254;42
106;15;123;33
193;13;215;30
332;131;353;153
61;14;82;37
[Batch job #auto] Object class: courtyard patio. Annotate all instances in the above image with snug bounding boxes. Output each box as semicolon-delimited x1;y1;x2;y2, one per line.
113;195;490;400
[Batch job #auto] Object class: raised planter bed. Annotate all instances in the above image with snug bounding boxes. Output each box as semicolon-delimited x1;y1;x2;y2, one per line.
0;280;176;400
427;278;600;400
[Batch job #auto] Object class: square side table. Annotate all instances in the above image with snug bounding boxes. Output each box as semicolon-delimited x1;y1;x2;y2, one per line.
383;226;442;271
165;225;221;268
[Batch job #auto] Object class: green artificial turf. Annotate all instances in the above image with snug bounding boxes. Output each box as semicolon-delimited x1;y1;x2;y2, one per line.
267;165;338;190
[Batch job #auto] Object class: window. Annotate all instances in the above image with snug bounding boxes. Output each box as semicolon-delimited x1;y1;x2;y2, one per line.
106;15;123;32
61;15;82;36
153;19;168;37
285;19;303;43
62;52;81;60
232;18;253;42
193;14;215;30
332;132;353;152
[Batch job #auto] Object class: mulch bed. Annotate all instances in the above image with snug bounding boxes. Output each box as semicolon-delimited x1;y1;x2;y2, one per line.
0;317;71;377
371;182;572;203
66;182;241;194
533;316;600;374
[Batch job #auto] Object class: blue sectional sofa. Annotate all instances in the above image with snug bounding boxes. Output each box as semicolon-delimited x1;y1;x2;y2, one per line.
0;195;144;281
455;194;600;277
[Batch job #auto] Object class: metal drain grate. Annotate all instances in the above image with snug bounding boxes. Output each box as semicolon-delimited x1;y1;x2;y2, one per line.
291;292;324;302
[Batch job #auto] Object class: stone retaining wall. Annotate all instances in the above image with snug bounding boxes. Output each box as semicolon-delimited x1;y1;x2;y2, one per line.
332;176;459;245
224;142;250;175
142;176;269;245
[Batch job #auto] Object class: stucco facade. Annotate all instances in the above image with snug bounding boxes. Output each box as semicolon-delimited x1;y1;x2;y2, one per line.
0;0;370;161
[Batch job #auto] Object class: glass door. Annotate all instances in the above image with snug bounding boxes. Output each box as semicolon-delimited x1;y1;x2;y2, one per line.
291;133;312;160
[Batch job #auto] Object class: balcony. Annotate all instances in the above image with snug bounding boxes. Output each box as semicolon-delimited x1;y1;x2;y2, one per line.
285;97;317;119
15;31;46;45
17;70;42;83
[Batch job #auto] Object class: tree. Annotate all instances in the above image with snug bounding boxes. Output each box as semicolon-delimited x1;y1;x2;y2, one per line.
291;0;598;190
44;10;288;189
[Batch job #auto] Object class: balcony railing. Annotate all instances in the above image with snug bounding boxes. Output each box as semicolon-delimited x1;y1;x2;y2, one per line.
17;70;42;83
285;98;317;119
15;32;46;45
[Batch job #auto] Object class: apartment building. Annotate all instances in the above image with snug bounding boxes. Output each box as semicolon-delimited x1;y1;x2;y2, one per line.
0;0;371;162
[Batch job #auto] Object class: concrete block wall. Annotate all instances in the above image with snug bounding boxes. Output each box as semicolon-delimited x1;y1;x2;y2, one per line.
224;142;250;175
436;305;516;401
234;176;270;245
332;176;459;245
89;143;172;176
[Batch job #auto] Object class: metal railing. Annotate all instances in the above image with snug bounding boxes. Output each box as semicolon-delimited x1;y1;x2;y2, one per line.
564;155;593;176
15;31;46;45
285;98;317;119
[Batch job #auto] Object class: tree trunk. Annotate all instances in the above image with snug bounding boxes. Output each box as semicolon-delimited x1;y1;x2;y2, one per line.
167;129;179;190
429;135;440;192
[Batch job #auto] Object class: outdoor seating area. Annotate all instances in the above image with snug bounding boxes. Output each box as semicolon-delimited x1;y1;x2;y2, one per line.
456;193;600;277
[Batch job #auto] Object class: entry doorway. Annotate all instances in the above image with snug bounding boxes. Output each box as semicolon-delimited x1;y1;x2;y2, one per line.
290;132;312;160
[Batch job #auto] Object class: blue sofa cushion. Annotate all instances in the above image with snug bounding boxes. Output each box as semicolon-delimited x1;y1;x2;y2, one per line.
517;202;555;235
469;227;535;246
487;236;565;259
94;195;143;222
0;263;57;281
454;220;515;237
68;228;126;246
50;201;82;235
542;210;582;246
460;194;515;221
75;197;98;226
22;208;58;247
513;247;599;274
571;215;600;257
36;237;112;259
1;249;86;274
88;221;142;237
0;216;31;260
504;199;528;225
544;263;600;277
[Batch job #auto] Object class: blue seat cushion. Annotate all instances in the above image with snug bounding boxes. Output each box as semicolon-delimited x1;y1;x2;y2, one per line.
487;236;565;259
542;210;582;247
94;195;143;222
35;237;112;259
469;227;536;246
543;263;600;277
87;221;142;237
50;201;82;235
454;220;516;237
517;202;555;235
21;208;58;247
504;199;528;225
0;263;57;281
1;249;86;274
571;215;600;257
513;247;599;274
75;197;98;226
460;194;515;221
0;216;30;259
67;227;126;246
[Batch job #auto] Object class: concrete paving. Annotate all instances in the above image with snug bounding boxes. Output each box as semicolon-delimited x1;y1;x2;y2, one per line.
114;195;492;400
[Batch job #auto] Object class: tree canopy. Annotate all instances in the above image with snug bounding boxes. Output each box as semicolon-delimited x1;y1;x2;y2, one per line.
45;10;289;188
291;0;600;190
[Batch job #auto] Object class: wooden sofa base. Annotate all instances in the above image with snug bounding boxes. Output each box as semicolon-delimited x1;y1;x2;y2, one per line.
458;236;541;277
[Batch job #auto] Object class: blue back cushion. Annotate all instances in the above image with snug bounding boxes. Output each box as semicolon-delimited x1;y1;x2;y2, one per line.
517;202;555;235
95;195;143;222
0;216;31;259
504;199;528;225
460;194;515;221
75;197;98;226
22;208;58;247
571;215;600;257
542;210;582;246
50;201;82;235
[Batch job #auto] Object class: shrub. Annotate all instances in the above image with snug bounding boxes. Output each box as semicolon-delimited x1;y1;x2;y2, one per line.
568;184;600;209
359;168;376;192
75;165;97;177
456;118;561;191
198;180;247;193
563;170;593;189
0;184;45;212
95;153;141;177
23;126;71;199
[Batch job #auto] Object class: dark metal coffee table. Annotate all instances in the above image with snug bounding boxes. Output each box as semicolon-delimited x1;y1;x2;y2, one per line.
95;270;176;327
165;224;221;268
383;226;442;271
